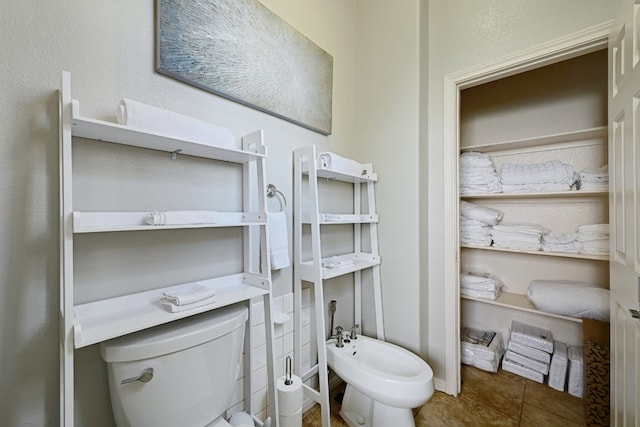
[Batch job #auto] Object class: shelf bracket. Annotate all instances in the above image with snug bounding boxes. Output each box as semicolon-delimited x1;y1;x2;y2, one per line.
171;149;182;160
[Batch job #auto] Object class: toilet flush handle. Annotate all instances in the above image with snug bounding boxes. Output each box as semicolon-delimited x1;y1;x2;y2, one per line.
121;367;154;385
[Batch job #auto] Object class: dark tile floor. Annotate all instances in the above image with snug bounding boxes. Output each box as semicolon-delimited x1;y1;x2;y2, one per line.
303;365;585;426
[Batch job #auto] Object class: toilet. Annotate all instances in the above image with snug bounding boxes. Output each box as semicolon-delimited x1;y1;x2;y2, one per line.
326;333;434;427
99;304;248;427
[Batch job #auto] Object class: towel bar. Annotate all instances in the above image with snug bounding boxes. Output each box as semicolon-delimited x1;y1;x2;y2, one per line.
266;184;287;211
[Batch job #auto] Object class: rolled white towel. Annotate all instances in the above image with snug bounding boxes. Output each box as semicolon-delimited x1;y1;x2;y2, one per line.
317;152;365;176
117;98;235;149
145;210;219;226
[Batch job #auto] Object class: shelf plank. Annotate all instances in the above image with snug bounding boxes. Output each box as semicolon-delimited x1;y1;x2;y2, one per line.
302;213;379;224
299;252;380;280
314;167;378;183
73;273;270;348
461;291;582;323
460;126;607;153
71;101;266;163
461;189;608;199
461;244;609;261
72;211;266;233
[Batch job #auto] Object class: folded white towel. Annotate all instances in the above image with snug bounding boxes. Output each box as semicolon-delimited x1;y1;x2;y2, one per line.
460;152;495;169
317;152;365;176
117;98;235;148
160;295;217;313
267;212;290;270
460;201;503;225
500;161;575;186
322;255;355;269
145;210;219;225
161;283;216;306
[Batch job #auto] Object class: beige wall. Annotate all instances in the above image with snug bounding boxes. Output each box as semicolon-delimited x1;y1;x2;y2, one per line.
0;1;357;425
0;0;623;424
424;0;619;382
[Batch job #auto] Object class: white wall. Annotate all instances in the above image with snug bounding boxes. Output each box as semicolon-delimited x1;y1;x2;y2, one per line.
0;1;356;425
424;0;619;383
354;0;422;351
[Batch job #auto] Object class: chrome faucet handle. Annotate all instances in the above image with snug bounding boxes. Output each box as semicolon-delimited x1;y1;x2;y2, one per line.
335;326;344;348
350;324;360;339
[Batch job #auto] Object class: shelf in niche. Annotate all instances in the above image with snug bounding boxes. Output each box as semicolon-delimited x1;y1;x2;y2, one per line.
71;100;266;163
460;125;607;153
461;291;582;324
461;244;609;261
72;273;270;348
461;189;608;200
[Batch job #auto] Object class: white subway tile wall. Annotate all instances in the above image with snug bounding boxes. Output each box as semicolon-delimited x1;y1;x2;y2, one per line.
226;291;307;422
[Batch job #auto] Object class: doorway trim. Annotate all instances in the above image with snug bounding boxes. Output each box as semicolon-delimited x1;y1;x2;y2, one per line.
442;21;612;395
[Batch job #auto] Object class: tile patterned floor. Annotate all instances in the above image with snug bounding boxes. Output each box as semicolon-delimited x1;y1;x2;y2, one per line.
302;365;585;426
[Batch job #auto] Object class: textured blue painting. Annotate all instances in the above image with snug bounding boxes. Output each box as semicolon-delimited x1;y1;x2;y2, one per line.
157;0;333;135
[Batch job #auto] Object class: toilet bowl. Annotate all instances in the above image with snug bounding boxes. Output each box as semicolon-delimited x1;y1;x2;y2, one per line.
326;333;434;427
99;304;248;427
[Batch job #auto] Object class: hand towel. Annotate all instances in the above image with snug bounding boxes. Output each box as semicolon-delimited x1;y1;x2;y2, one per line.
117;98;235;149
161;283;216;306
160;295;217;313
267;212;290;270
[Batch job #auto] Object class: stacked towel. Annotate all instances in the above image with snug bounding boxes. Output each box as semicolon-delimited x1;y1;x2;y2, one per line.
159;283;216;313
460;272;502;300
500;160;576;193
541;232;579;253
145;210;219;226
576;224;609;255
459;152;502;195
459;219;492;246
578;165;608;190
491;222;549;251
527;279;610;321
267;212;290;270
117;98;235;148
459;201;503;247
317;152;365;176
460;201;504;225
502;321;554;383
461;328;505;372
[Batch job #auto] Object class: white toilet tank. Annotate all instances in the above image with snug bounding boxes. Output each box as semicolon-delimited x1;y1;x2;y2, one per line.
99;304;248;427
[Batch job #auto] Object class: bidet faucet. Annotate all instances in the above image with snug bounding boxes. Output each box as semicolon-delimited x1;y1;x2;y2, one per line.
335;326;344;348
350;324;359;339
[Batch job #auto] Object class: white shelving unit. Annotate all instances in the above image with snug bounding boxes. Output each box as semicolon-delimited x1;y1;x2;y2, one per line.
292;146;383;427
458;50;610;351
59;72;277;426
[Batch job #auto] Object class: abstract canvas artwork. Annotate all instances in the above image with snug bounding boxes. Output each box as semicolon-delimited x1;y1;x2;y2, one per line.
156;0;334;135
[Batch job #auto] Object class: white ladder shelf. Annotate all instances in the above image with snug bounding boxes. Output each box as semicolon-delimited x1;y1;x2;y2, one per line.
59;71;277;426
292;146;384;426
